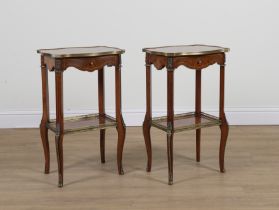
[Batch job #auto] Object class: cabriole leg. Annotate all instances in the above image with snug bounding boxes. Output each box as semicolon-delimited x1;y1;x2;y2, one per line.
40;56;50;174
98;67;106;163
195;69;202;162
219;63;229;173
143;61;152;172
115;57;126;175
55;70;64;187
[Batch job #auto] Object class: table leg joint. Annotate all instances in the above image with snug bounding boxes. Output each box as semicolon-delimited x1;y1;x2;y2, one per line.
167;122;174;134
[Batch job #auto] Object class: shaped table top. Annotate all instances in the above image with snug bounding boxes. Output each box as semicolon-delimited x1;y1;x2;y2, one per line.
143;44;229;56
37;46;125;58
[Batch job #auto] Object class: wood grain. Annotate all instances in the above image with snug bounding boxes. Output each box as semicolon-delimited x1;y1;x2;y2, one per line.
144;51;229;184
40;53;125;187
147;53;225;71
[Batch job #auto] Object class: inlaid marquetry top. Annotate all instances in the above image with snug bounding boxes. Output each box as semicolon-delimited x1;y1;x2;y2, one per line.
37;46;125;58
143;44;229;56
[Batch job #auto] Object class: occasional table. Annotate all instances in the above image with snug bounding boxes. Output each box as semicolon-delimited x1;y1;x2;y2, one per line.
37;46;126;187
142;44;230;185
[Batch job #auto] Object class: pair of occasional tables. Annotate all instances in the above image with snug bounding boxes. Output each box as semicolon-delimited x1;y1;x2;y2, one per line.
37;44;229;187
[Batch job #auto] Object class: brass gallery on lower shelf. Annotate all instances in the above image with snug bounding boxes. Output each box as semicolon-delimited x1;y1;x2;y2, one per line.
47;113;117;135
151;112;222;133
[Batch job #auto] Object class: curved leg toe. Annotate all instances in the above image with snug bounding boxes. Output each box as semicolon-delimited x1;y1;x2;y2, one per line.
143;117;152;172
55;134;64;187
196;129;201;162
219;119;229;173
167;132;174;185
100;129;106;163
117;117;126;175
40;122;50;174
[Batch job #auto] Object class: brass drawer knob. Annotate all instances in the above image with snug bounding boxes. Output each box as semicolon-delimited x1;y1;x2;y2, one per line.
197;60;202;64
90;61;94;66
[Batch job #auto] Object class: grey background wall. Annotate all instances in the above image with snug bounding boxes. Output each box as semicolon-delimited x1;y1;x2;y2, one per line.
0;0;278;127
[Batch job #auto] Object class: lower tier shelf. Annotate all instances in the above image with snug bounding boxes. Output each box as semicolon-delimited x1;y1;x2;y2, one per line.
47;113;117;134
151;112;221;133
